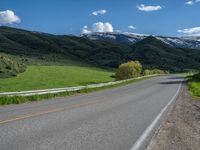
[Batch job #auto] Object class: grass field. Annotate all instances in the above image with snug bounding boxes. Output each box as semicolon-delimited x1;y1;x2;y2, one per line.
187;73;200;99
0;75;156;105
0;65;114;92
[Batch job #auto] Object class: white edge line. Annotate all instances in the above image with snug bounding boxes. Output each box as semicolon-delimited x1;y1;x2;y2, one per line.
130;80;183;150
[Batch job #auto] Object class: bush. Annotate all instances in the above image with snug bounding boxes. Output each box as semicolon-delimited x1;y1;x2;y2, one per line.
143;69;168;76
143;69;151;76
116;61;142;80
0;54;26;78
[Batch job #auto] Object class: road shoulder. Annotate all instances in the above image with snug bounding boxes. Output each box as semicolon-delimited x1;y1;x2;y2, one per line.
147;84;200;150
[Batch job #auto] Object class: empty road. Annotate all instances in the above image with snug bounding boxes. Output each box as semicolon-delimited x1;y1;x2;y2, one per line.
0;75;183;150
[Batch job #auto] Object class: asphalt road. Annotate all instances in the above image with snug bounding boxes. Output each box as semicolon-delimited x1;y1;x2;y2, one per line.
0;75;183;150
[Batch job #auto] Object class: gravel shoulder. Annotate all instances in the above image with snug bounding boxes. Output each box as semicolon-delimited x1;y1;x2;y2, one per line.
147;84;200;150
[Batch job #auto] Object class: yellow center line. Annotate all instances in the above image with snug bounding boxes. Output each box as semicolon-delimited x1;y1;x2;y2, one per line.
0;100;100;125
0;88;136;125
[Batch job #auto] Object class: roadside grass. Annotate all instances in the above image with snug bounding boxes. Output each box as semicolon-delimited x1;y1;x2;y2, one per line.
0;75;157;105
187;73;200;99
0;65;114;92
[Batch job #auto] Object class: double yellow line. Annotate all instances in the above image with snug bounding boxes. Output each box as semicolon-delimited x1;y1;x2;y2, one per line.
0;85;137;125
0;100;100;125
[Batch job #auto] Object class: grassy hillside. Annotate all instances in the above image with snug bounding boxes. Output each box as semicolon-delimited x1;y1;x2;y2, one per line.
0;26;200;72
187;73;200;98
0;26;132;68
132;36;200;72
0;65;114;92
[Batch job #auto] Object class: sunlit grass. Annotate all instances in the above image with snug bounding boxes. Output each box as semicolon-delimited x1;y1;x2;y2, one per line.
0;75;156;105
0;65;114;92
187;73;200;99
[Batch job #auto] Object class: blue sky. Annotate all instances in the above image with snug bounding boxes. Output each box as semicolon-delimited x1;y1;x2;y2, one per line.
0;0;200;36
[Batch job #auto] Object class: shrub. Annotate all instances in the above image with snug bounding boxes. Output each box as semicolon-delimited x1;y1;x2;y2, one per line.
116;61;142;80
143;69;151;76
143;69;168;76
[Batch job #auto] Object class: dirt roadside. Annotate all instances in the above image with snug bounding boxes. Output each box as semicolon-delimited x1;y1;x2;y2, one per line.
147;84;200;150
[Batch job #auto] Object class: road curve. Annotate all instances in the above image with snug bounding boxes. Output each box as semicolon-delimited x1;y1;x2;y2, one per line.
0;75;184;150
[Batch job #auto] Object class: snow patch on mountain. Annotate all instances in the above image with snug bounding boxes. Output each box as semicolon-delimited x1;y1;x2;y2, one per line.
81;32;200;49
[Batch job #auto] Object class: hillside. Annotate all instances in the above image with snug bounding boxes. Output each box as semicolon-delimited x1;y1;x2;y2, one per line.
0;65;113;92
0;26;200;72
0;26;133;68
131;36;200;72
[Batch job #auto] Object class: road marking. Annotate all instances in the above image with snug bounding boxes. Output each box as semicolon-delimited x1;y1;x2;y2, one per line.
130;80;183;150
0;76;175;126
0;100;100;124
0;88;137;125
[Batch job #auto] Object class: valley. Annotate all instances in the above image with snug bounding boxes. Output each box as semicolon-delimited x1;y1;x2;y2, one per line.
0;26;200;93
0;26;200;74
0;1;200;150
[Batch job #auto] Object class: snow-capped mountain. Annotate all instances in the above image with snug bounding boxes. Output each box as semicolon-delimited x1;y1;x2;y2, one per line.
155;36;200;49
81;32;200;49
82;32;147;43
181;36;200;42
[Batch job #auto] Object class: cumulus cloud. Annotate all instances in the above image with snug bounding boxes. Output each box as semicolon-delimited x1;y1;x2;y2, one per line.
185;0;200;5
0;10;20;24
81;22;114;34
91;10;107;16
137;4;162;12
128;25;136;30
177;27;200;36
92;22;113;32
81;26;91;34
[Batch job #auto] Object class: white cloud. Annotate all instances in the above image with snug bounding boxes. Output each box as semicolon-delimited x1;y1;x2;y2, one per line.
81;22;114;34
137;4;162;12
185;0;200;5
0;10;20;24
81;25;92;34
128;25;136;30
178;27;200;36
115;30;121;33
185;1;194;5
91;10;107;16
92;22;113;32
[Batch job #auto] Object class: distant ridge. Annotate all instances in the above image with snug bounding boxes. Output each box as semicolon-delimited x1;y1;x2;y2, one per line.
82;32;200;49
0;26;200;72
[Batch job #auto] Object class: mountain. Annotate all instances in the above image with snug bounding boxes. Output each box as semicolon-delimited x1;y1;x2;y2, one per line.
181;36;200;41
0;26;200;72
82;32;147;44
131;36;200;72
82;32;200;50
0;26;134;68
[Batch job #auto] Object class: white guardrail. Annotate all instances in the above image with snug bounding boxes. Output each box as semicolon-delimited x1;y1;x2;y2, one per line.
0;75;159;97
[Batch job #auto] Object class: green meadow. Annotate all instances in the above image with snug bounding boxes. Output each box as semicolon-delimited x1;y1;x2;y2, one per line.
0;65;114;92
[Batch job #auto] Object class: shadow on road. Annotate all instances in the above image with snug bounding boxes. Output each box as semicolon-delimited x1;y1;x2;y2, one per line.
159;80;185;85
167;76;185;80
